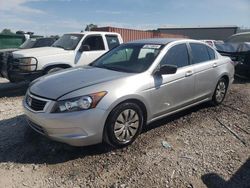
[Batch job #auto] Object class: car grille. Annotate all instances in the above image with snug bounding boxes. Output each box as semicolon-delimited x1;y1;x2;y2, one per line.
0;53;13;78
26;94;48;112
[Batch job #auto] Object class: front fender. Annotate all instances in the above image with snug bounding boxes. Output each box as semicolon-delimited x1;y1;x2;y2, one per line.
103;94;151;121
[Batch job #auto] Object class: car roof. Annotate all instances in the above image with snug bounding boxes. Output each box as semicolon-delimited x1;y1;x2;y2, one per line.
128;38;200;45
66;31;120;35
230;32;250;37
128;38;181;45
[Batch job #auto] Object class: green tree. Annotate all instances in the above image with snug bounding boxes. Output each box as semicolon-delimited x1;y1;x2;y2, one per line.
85;24;98;31
1;28;14;35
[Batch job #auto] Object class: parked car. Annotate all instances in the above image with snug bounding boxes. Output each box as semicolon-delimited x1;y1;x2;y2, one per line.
0;32;123;82
200;40;219;50
23;38;234;147
0;37;58;80
216;32;250;79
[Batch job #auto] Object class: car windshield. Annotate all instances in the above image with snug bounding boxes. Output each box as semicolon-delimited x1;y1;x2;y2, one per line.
226;33;250;43
19;38;37;49
52;34;83;50
91;43;163;73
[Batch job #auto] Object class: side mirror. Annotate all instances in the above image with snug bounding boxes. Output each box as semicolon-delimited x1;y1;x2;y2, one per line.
156;64;177;75
79;44;90;52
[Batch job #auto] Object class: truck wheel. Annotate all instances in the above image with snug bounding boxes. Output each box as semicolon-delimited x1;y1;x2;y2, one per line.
46;67;64;74
104;102;144;148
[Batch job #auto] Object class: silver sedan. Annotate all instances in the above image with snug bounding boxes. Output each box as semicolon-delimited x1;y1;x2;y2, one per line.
23;38;234;147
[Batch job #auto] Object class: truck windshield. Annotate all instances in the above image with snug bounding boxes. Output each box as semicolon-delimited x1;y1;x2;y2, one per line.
52;34;83;50
91;43;163;73
19;38;37;49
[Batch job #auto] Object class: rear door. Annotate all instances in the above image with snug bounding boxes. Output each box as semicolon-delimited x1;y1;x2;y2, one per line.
189;43;218;101
150;43;195;118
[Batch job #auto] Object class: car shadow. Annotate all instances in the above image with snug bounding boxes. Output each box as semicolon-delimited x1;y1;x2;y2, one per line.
201;158;250;188
0;81;29;97
0;102;213;165
0;114;113;164
233;76;250;84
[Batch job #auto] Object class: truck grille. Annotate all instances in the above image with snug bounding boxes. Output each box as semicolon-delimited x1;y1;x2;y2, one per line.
0;53;3;75
26;94;48;112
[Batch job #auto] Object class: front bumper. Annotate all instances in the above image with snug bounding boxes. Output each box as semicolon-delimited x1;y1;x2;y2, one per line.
5;70;43;82
235;63;250;79
1;56;42;82
23;99;108;146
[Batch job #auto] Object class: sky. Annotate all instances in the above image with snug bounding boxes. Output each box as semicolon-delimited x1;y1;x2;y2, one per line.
0;0;249;36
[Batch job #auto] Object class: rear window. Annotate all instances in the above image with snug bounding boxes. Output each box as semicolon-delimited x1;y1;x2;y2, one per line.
106;35;120;49
190;43;210;64
33;38;55;47
207;46;216;60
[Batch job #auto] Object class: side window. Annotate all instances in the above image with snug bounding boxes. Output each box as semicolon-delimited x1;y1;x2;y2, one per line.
106;35;120;49
83;36;105;51
161;43;189;68
190;43;210;64
207;46;216;60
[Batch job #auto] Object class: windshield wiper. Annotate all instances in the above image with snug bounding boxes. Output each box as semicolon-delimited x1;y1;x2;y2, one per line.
94;65;135;73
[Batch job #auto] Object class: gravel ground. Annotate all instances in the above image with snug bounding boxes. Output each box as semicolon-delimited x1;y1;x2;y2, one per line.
0;77;249;188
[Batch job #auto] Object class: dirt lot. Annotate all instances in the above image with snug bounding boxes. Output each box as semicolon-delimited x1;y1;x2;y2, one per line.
0;77;249;188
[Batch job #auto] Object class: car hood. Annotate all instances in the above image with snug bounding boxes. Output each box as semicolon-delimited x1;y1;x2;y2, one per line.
12;47;68;58
0;48;18;53
216;42;250;53
29;66;130;100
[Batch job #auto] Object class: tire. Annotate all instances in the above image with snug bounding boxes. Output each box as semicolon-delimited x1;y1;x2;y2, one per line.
104;102;144;148
211;78;228;105
46;67;64;74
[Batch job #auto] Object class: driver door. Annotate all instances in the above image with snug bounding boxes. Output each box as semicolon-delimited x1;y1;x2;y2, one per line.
76;35;106;66
150;43;195;118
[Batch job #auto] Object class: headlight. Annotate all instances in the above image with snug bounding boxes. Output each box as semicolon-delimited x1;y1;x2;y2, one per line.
52;91;107;113
15;57;37;71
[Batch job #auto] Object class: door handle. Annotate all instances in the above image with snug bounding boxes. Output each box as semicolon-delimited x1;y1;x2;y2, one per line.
213;63;218;68
185;70;193;77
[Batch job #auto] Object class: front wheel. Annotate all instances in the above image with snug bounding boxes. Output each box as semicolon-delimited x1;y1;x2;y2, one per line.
211;78;228;105
104;102;144;148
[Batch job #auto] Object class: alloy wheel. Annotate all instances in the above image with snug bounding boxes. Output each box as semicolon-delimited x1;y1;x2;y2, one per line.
114;109;139;143
215;81;226;103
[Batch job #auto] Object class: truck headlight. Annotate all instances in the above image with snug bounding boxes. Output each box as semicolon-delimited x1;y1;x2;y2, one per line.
16;57;38;71
52;91;107;113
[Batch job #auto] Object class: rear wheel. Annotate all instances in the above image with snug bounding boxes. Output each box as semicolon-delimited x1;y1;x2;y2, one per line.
211;78;228;105
104;102;144;148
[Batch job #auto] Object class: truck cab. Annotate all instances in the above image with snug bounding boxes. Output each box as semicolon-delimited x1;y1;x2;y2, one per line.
0;32;123;82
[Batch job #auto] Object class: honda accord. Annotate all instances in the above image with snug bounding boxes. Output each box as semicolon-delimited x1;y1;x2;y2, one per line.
23;38;234;147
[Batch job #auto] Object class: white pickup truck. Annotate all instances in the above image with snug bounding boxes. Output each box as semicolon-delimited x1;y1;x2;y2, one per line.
0;32;123;82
